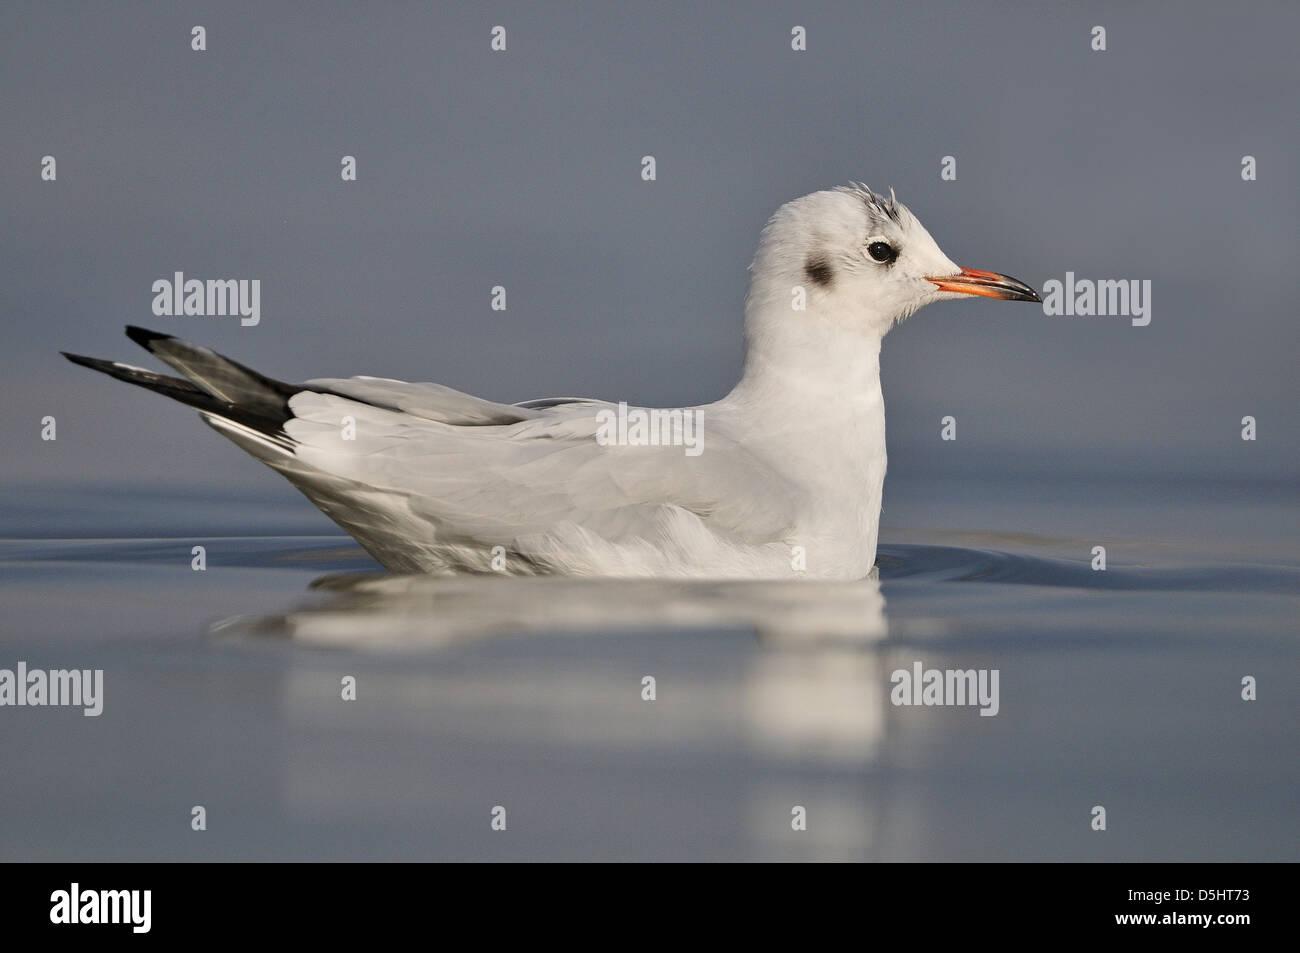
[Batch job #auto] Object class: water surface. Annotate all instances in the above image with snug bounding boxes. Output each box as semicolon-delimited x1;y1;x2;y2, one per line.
0;477;1295;861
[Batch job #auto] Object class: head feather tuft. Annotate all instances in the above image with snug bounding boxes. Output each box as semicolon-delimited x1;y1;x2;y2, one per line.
835;182;905;227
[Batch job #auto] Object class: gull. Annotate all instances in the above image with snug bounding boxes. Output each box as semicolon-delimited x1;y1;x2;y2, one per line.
64;185;1039;579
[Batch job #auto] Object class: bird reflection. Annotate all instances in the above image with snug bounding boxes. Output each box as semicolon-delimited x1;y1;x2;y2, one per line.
214;572;896;859
213;570;888;649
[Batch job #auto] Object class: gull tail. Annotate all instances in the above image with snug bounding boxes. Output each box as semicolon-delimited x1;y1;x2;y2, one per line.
62;325;299;453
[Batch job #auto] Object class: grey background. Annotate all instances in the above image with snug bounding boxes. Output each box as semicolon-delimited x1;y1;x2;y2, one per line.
0;1;1297;866
2;0;1296;501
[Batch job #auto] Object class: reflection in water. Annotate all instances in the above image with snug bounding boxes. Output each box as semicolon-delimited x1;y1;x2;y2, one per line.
215;571;896;859
212;570;889;648
8;493;1298;860
745;648;886;764
744;648;889;859
200;543;1298;859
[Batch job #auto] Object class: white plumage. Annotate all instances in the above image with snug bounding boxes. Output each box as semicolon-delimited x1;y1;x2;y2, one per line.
66;185;1039;579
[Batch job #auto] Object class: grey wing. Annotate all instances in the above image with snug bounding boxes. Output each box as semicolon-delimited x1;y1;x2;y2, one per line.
512;396;601;410
282;391;798;545
304;376;543;426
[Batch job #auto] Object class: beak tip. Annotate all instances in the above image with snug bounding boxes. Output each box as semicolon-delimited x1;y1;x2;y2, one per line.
928;268;1042;303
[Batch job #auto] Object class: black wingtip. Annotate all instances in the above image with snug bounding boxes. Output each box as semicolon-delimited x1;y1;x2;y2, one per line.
125;325;175;350
61;351;105;370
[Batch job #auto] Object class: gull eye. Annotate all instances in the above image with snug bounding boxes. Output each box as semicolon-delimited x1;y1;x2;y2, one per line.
867;241;897;264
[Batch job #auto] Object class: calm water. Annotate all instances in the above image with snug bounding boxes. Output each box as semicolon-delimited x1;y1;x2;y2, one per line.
0;476;1295;861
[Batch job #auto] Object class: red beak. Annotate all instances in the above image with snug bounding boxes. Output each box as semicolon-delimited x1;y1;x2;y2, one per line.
927;266;1041;302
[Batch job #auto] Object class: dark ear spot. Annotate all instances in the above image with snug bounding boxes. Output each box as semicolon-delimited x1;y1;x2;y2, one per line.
804;255;833;287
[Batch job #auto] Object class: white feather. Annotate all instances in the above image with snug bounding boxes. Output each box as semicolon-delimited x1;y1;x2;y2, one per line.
197;187;978;579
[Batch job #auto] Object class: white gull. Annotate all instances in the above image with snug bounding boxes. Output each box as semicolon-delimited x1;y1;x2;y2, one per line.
64;185;1039;578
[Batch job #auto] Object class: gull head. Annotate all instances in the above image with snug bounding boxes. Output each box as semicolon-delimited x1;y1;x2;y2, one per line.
746;184;1040;339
